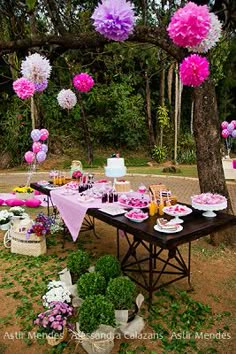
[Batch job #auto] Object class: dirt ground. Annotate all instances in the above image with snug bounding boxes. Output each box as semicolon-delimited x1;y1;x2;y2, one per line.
0;172;235;353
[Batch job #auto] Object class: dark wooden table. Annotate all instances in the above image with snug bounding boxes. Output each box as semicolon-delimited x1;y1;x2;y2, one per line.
31;182;236;304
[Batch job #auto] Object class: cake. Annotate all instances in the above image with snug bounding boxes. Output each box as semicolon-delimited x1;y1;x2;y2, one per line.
104;157;127;178
114;180;131;193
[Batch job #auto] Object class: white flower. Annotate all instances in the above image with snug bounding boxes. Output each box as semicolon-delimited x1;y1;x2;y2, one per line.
43;281;71;307
9;206;25;216
21;53;52;83
188;13;222;53
0;210;13;224
57;89;77;109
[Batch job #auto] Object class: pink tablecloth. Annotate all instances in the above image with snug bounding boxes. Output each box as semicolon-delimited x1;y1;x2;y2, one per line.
50;188;104;241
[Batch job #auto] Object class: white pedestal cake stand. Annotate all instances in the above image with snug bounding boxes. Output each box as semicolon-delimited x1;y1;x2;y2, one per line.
191;201;227;217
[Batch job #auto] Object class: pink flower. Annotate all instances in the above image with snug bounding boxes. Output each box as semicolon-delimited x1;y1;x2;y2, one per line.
13;78;35;99
179;54;210;87
167;2;211;48
73;73;94;92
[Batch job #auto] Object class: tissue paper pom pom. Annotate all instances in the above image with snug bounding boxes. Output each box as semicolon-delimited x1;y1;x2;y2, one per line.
57;89;77;109
179;54;210;87
34;80;48;92
188;13;222;53
13;78;35;99
91;0;135;41
167;2;210;47
73;73;94;92
21;53;51;83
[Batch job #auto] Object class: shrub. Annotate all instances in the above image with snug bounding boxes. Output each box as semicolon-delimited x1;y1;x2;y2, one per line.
77;272;106;299
106;276;136;310
78;295;116;334
67;250;90;277
152;145;167;163
95;255;121;282
177;149;196;164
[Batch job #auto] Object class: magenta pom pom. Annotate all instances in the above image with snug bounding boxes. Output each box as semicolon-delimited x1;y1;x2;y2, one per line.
167;2;211;48
73;73;94;92
179;54;210;87
13;78;35;99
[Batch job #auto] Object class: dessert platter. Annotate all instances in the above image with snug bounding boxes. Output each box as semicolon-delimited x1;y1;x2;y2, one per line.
191;193;227;217
124;209;149;223
163;204;192;224
154;218;183;233
65;181;79;190
118;195;149;209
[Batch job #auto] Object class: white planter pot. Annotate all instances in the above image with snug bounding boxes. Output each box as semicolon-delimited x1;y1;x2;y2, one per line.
16;192;33;200
0;222;11;230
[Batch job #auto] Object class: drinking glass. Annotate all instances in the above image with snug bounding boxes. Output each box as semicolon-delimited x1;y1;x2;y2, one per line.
138;184;146;199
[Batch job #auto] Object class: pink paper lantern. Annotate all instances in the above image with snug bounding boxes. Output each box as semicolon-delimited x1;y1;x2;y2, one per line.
32;142;42;153
40;129;49;141
24;151;35;164
221;121;228;130
221;129;230;139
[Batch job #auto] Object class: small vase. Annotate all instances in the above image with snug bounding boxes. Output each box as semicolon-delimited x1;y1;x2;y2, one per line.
46;327;67;346
0;222;11;230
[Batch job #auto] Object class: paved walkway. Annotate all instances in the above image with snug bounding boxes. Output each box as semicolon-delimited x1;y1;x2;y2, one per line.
0;171;235;213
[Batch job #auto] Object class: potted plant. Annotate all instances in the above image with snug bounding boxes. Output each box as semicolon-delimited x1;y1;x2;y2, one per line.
67;250;90;282
106;276;137;324
77;272;106;299
13;186;34;200
34;301;73;346
42;280;71;308
95;255;121;283
9;206;25;217
0;210;13;230
76;294;116;354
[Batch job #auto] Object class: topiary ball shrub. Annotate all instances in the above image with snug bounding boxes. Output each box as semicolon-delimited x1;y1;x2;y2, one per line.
67;250;90;280
95;255;121;282
77;272;106;299
106;276;136;310
78;295;116;334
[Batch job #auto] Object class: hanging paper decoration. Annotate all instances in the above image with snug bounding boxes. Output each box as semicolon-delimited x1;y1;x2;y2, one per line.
167;2;211;48
21;53;52;83
57;89;77;109
34;80;48;92
73;73;94;92
188;13;222;53
91;0;135;41
13;78;35;99
179;54;210;87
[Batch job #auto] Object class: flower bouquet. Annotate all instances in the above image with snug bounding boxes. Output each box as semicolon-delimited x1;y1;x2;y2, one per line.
9;206;26;218
34;301;73;346
42;281;71;308
26;212;53;238
72;170;83;181
0;210;13;230
13;186;34;200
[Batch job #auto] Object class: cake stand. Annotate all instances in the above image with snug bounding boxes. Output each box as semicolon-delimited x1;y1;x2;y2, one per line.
163;205;192;224
191;201;227;217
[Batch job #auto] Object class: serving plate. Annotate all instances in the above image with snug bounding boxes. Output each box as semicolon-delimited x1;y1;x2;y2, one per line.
154;224;183;234
124;213;149;223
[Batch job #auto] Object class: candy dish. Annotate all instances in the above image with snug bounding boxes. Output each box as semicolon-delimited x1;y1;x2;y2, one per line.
118;196;149;209
163;204;192;224
124;209;149;223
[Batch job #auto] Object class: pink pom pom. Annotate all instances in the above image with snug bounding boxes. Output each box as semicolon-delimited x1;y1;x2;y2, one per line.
73;73;94;92
179;54;209;87
13;78;35;99
167;2;211;48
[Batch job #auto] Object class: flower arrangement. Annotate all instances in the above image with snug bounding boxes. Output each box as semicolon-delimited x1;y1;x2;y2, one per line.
57;89;77;110
34;301;73;334
13;186;34;194
0;210;13;225
73;73;94;92
26;212;53;238
42;281;71;307
167;2;210;48
9;206;25;216
179;54;210;87
72;170;83;180
91;0;135;42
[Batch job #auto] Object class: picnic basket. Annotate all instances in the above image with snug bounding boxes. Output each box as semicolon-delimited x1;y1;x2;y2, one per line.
149;184;177;205
11;225;46;257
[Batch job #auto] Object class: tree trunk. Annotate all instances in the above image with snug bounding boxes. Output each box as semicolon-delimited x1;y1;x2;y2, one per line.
144;71;156;150
174;64;179;164
159;67;165;148
193;79;235;245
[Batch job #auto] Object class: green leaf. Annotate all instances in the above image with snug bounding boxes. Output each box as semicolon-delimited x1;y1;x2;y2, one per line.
26;0;36;11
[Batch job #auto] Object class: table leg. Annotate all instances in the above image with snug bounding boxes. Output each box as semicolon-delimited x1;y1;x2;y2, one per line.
187;241;193;291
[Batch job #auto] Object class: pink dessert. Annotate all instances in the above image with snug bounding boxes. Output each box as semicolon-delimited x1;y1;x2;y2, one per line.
66;181;78;190
126;209;148;220
118;197;149;208
191;193;227;205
